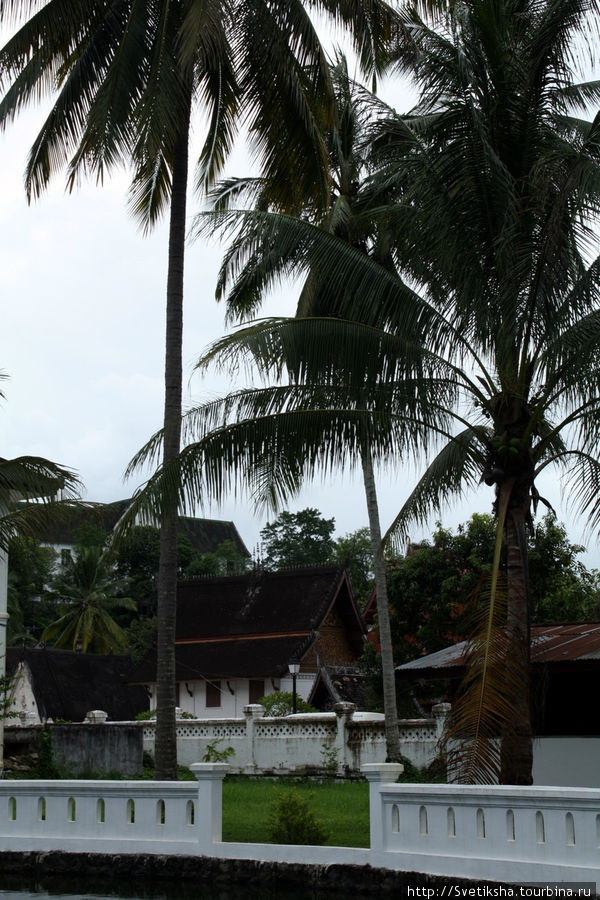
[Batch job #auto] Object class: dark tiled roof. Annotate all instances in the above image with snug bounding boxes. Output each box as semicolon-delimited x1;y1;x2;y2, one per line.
129;565;365;683
396;622;600;677
33;500;130;543
33;498;249;557
308;664;366;709
6;647;148;722
131;635;314;683
175;515;249;557
176;564;353;640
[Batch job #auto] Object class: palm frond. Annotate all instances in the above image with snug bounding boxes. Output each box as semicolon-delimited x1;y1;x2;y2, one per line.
383;427;489;553
441;573;516;784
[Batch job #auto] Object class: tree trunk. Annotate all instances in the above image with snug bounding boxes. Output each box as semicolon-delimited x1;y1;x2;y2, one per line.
361;446;402;761
500;482;533;785
154;89;192;781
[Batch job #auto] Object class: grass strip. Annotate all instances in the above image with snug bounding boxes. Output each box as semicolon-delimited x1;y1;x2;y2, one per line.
222;778;370;847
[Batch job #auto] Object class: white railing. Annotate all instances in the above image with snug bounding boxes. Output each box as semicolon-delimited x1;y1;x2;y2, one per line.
364;764;600;883
2;762;599;885
0;763;227;855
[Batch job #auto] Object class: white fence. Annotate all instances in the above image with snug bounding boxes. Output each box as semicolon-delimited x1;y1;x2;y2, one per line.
1;763;599;885
365;766;600;883
0;763;227;855
141;703;446;774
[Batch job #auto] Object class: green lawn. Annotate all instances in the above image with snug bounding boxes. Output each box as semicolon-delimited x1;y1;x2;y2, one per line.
222;778;370;847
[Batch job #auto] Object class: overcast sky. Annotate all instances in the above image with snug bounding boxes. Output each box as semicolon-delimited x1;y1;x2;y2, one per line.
1;28;598;568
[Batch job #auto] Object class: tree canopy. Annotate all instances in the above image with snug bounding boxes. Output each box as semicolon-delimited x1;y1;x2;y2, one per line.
260;508;336;570
388;514;600;665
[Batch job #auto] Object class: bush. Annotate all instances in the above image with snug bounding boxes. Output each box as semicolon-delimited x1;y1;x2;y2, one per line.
257;691;317;716
267;788;329;845
202;739;235;763
36;728;62;778
397;754;447;783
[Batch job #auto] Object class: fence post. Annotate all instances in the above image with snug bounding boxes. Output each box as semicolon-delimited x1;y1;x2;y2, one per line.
190;762;229;846
361;762;404;852
333;702;355;773
243;704;265;772
432;702;451;743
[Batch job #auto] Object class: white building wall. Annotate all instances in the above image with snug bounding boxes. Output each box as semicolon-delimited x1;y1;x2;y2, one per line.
533;737;600;787
148;676;287;720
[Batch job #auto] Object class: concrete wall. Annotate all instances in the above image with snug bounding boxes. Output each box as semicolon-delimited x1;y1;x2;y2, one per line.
51;723;143;776
4;722;143;777
140;703;445;775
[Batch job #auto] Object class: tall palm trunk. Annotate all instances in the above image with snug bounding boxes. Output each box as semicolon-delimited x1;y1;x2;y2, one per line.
499;483;533;784
361;445;402;761
154;86;192;781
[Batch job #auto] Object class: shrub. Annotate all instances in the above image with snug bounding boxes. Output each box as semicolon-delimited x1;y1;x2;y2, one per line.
320;742;339;775
397;755;447;783
202;739;235;763
36;728;62;778
267;788;329;845
257;691;317;716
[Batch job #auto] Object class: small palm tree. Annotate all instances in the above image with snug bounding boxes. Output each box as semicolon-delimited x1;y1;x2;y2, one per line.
43;546;135;654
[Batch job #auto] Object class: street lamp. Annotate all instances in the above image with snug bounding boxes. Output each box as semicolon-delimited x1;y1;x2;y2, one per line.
288;659;300;715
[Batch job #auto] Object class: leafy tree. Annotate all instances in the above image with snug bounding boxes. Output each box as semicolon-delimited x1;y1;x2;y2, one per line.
42;546;136;653
388;514;600;665
260;508;335;570
7;536;58;644
125;614;158;666
369;0;600;785
333;527;374;605
73;521;109;550
0;456;81;552
185;539;249;577
115;526;162;619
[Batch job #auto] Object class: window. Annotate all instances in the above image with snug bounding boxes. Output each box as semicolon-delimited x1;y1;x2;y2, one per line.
206;681;221;708
249;680;265;704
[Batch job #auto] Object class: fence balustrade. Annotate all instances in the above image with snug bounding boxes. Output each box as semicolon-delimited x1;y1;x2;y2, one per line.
1;763;599;884
364;766;600;883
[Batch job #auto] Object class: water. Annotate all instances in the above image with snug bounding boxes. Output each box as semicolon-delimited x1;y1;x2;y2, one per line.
0;882;359;899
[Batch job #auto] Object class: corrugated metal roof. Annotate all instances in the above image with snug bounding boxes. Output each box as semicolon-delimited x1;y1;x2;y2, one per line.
397;623;600;674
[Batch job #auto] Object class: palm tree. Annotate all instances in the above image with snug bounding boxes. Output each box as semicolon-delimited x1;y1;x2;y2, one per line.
126;0;600;783
42;545;135;653
188;55;425;760
0;0;402;778
369;0;600;783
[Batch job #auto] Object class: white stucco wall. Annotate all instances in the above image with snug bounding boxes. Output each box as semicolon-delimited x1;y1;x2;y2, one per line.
147;673;314;720
533;737;600;786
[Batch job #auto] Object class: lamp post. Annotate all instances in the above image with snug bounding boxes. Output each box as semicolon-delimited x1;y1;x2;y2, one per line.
288;659;300;715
